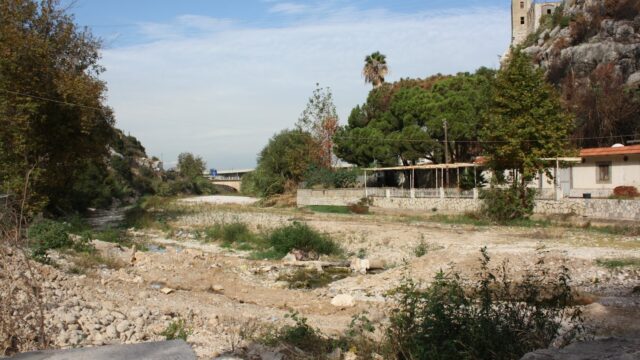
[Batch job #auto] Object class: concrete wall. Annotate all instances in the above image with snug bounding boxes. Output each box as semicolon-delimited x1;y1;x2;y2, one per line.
297;189;640;221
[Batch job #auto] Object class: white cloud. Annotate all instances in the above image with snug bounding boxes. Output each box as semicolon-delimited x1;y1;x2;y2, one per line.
268;2;310;15
101;7;510;169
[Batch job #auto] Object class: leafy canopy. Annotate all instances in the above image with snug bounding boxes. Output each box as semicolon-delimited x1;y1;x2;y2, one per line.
334;69;495;167
0;0;113;214
481;48;574;182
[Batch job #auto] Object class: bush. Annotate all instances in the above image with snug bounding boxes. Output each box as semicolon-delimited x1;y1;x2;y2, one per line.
613;186;639;198
303;166;359;189
160;319;191;341
28;219;73;261
267;222;341;257
206;222;254;244
258;312;336;354
385;248;583;360
480;185;536;222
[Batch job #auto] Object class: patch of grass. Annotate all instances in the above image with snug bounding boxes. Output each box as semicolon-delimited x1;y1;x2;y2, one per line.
248;248;283;260
123;196;189;231
277;268;350;289
70;251;126;271
428;213;552;228
203;221;268;252
596;258;640;269
160;319;191;341
307;205;351;214
587;225;640;237
256;312;339;354
267;222;342;258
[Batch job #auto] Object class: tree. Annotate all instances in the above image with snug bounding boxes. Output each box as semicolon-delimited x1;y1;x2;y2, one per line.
296;84;339;168
246;130;317;197
177;153;206;180
481;48;574;209
563;63;640;148
334;70;494;167
0;0;113;214
363;51;388;88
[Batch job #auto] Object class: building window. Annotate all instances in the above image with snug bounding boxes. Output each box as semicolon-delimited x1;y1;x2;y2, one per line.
547;9;552;15
520;16;525;25
520;1;525;9
596;162;611;184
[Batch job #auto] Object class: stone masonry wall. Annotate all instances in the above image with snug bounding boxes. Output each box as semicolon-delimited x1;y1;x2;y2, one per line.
297;189;640;221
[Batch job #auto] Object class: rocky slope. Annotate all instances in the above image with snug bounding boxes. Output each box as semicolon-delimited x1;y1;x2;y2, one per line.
523;0;640;88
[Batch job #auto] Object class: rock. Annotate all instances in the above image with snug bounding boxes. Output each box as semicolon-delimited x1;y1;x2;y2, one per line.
344;351;358;360
327;348;342;360
135;317;146;328
627;71;640;89
116;320;131;333
62;313;78;324
212;285;224;293
105;324;118;339
615;24;635;41
330;294;355;307
282;253;297;263
160;287;174;294
350;258;370;274
520;337;640;360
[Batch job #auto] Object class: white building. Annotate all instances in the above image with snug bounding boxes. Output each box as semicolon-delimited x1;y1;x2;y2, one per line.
570;145;640;198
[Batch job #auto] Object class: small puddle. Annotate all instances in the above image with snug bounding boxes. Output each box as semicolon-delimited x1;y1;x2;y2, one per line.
149;281;166;290
147;244;167;253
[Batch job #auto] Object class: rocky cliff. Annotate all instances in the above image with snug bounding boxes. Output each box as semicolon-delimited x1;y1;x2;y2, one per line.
523;0;640;87
518;0;640;147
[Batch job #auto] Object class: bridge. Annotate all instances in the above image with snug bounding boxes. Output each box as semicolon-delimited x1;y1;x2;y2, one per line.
205;168;254;192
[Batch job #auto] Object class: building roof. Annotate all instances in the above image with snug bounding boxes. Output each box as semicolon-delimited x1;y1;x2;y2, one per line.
580;145;640;157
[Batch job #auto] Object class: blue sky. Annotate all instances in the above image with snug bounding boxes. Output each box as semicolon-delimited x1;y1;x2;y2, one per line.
64;0;511;169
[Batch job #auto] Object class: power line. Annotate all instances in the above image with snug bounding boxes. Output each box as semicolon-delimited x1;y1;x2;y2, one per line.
0;88;105;112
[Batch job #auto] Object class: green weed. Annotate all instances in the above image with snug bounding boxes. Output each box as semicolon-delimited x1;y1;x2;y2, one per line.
596;258;640;269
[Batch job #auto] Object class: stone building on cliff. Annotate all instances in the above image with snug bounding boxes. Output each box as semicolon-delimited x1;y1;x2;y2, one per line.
512;0;563;45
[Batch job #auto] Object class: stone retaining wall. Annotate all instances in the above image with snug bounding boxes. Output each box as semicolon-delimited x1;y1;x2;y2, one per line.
297;189;640;221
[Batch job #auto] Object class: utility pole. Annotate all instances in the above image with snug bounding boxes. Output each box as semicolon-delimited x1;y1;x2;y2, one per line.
443;119;449;188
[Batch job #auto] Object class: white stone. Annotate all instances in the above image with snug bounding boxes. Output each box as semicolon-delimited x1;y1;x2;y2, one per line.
330;294;355;307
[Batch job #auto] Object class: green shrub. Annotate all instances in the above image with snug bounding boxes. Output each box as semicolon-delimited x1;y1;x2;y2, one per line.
385;248;582;360
28;219;73;261
459;168;487;191
259;312;336;354
267;222;341;257
204;222;253;244
303;166;359;189
480;185;535;222
277;268;349;289
160;319;191;341
413;240;428;257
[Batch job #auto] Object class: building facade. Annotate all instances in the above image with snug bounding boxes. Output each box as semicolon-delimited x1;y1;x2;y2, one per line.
511;0;562;45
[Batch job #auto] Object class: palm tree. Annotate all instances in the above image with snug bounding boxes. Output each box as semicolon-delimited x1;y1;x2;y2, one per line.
362;51;388;88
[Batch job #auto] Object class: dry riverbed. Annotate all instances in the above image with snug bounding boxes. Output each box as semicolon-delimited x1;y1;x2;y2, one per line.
36;202;640;358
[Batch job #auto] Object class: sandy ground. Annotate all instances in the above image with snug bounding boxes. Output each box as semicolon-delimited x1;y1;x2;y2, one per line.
42;204;640;359
178;195;259;205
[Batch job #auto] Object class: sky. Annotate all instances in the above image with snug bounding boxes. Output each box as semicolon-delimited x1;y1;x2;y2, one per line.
64;0;512;170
